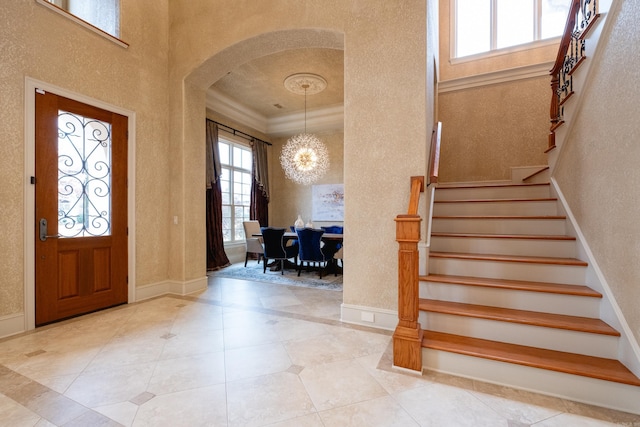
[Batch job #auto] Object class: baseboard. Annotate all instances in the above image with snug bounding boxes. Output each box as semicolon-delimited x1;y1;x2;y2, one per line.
134;276;208;302
0;313;26;339
340;303;397;331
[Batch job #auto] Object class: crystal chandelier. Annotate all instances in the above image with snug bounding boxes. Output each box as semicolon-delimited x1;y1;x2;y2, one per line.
280;74;330;185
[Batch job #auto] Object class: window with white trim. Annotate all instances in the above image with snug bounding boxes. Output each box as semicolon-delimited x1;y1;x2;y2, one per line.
454;0;569;58
41;0;120;39
219;138;253;243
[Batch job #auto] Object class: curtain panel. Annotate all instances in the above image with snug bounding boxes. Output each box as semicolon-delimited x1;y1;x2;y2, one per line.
251;138;270;226
205;120;230;270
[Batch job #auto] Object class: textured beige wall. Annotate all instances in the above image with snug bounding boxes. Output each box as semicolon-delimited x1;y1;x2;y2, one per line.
0;1;170;317
438;77;549;182
169;0;429;311
438;0;558;81
554;1;640;344
269;131;344;229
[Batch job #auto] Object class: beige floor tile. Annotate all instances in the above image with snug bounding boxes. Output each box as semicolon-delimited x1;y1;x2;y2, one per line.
284;333;354;367
271;317;333;342
93;401;139;427
299;359;388;411
225;342;292;382
318;395;421;427
133;384;227;427
0;394;42;427
146;352;226;395
259;293;303;309
64;362;156;408
532;413;621;426
159;328;224;360
355;353;429;395
222;322;281;350
394;383;508;427
226;371;315;426
267;412;325;427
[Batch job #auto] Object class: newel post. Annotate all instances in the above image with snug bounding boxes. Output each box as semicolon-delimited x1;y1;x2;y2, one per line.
393;213;423;371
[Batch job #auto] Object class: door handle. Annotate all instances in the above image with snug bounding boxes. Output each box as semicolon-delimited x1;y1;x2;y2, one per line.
39;218;61;241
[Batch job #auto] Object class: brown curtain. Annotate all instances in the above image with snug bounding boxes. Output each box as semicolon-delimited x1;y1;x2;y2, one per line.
250;138;270;226
205;120;230;270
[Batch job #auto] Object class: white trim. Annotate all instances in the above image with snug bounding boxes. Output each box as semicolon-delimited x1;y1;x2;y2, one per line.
206;89;268;134
23;77;137;331
0;313;27;339
35;0;128;49
134;277;208;302
550;178;640;378
439;62;553;93
340;303;397;331
206;88;344;137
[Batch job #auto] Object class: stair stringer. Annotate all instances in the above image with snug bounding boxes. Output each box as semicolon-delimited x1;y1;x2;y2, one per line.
549;177;640;381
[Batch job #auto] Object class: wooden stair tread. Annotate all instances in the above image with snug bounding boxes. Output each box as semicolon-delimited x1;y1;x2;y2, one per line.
422;331;640;386
429;251;588;266
435;198;557;204
419;299;619;336
437;183;550;190
432;215;566;220
431;232;575;241
421;274;602;298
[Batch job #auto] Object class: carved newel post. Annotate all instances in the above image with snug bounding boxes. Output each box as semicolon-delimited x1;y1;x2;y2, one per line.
393;177;424;372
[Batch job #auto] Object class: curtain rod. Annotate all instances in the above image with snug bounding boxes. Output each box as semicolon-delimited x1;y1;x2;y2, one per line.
209;119;272;146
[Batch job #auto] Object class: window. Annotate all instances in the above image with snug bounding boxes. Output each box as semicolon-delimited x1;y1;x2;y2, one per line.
219;138;253;243
37;0;124;45
454;0;569;58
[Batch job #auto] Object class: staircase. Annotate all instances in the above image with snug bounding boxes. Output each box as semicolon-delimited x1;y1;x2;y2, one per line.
420;181;640;412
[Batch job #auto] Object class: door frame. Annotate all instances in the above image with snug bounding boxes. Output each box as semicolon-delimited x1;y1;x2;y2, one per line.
24;77;137;331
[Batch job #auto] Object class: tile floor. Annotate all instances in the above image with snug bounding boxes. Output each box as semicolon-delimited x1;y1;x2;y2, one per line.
1;274;639;426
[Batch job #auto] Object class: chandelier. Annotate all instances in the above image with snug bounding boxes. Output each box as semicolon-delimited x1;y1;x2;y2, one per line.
280;74;330;185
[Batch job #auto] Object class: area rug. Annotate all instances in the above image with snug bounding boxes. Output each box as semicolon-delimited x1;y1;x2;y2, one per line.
209;261;342;291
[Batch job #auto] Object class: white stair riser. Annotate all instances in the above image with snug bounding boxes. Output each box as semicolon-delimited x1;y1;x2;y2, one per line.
431;236;576;258
420;282;600;317
419;312;618;359
433;200;557;216
432;218;567;235
421;349;640;415
435;185;550;201
428;257;586;285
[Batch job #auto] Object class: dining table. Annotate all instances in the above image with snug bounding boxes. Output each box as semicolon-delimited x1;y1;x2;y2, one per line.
253;231;343;275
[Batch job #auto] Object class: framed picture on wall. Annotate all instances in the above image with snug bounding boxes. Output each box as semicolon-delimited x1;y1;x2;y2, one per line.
312;184;344;221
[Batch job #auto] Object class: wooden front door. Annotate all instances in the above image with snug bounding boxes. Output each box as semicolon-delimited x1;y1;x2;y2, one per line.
35;90;128;326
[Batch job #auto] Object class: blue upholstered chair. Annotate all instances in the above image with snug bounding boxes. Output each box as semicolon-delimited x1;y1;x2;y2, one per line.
295;228;327;278
320;225;343;270
261;227;298;275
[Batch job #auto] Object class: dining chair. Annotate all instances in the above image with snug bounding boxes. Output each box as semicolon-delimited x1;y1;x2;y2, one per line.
261;227;298;275
332;246;343;276
242;221;264;267
295;228;327;278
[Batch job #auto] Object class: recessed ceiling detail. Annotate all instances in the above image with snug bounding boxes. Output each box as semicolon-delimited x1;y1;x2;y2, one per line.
284;73;327;95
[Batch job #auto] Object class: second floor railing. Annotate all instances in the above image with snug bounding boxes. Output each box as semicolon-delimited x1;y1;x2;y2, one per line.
549;0;600;150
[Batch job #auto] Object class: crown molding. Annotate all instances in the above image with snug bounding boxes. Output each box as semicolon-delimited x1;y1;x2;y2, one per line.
267;104;344;137
439;62;554;93
206;88;343;137
206;89;268;134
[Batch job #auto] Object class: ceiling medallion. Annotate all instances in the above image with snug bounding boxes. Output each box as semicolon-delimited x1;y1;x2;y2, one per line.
280;73;330;185
283;73;327;96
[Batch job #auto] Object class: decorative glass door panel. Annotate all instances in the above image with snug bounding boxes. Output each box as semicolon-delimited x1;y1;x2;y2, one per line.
57;110;112;238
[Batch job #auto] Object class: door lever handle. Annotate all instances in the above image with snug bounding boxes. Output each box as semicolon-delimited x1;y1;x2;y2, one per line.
39;218;61;241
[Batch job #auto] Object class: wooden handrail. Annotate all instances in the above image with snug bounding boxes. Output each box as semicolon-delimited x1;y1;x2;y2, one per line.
428;122;442;186
549;0;599;149
407;176;425;215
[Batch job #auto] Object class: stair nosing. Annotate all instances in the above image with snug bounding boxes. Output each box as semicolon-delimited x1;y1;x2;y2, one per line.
429;251;588;266
420;274;602;298
435;198;557;204
437;183;550;190
419;298;619;336
422;331;640;386
432;215;566;220
431;232;576;241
